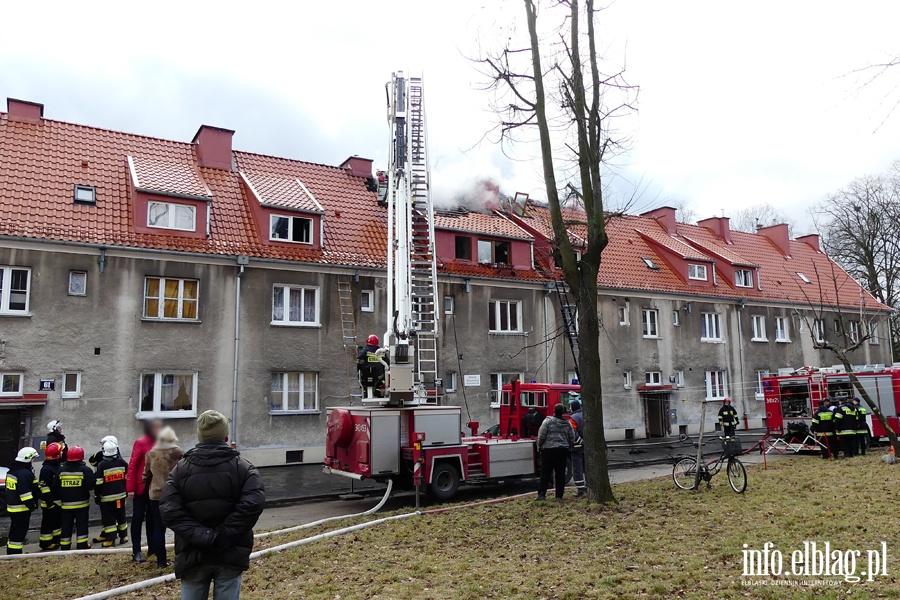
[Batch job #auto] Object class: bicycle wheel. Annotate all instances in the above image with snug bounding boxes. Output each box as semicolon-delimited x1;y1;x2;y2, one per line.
726;457;747;493
673;457;699;490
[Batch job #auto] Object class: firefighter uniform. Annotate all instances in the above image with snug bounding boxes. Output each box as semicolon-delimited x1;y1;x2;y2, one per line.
357;341;388;398
56;453;95;550
854;400;868;456
94;455;129;545
837;401;858;458
5;452;39;554
38;450;63;549
718;400;740;437
810;402;835;459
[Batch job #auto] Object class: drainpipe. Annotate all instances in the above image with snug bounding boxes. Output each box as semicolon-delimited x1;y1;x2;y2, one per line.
543;291;552;382
736;298;749;429
232;256;249;447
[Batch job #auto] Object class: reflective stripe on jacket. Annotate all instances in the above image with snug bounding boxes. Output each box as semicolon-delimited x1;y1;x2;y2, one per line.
837;404;857;434
811;408;835;436
4;465;37;513
56;462;95;510
855;406;868;434
38;461;61;509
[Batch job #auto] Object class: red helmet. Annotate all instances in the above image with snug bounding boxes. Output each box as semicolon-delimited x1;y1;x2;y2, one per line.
67;445;85;462
44;442;65;461
367;334;379;346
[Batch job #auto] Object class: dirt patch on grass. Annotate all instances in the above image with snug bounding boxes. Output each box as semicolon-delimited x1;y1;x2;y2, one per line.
7;455;900;599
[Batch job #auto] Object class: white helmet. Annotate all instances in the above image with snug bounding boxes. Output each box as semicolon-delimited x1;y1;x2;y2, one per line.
16;447;38;463
102;440;119;458
47;420;62;433
100;435;118;446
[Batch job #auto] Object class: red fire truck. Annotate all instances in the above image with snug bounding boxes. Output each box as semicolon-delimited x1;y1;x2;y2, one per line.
324;381;580;500
761;366;900;441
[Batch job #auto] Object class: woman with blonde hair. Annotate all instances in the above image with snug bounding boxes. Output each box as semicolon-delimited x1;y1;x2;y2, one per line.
143;426;183;568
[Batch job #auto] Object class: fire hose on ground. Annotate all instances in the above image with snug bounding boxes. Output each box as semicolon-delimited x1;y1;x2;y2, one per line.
52;481;529;600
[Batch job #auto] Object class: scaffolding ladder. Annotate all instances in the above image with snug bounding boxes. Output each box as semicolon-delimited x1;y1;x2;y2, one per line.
337;275;361;402
553;280;580;382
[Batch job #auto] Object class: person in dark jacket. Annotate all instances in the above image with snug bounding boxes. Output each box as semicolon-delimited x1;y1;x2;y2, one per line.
567;399;586;497
161;410;265;600
853;398;868;456
38;442;65;549
836;399;858;458
536;404;576;501
89;435;121;468
93;439;129;547
44;420;67;462
5;446;39;554
810;400;836;459
717;398;739;437
357;334;388;398
56;445;95;550
520;407;544;438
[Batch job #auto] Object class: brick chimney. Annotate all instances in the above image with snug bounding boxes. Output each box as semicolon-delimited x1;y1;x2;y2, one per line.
641;206;677;235
757;223;792;257
340;156;374;179
6;98;44;124
192;125;234;170
698;216;733;244
796;233;820;252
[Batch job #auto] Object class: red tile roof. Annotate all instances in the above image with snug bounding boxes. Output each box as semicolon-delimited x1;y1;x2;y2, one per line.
434;209;532;240
240;170;323;214
129;155;212;199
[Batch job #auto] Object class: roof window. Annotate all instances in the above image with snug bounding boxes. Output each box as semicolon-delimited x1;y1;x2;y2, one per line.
797;272;811;284
74;185;96;205
641;257;660;270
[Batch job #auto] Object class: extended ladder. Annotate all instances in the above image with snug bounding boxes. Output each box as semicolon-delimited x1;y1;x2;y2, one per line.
408;77;439;403
337;275;361;402
553;280;580;382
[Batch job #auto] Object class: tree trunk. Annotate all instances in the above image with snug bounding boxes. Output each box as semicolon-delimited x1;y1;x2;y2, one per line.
834;350;900;454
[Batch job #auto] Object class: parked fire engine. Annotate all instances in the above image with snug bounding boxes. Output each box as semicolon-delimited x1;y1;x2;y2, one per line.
323;72;580;500
762;365;900;441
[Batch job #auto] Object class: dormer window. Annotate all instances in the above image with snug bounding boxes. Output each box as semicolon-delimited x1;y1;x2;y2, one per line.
477;240;511;265
688;263;708;280
74;185;96;205
148;201;196;232
270;215;313;244
735;269;753;288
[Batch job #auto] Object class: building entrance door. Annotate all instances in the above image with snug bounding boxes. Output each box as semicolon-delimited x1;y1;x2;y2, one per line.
642;392;671;438
0;410;22;466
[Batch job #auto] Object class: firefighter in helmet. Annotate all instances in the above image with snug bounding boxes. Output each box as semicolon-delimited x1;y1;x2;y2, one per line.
56;445;95;549
38;442;65;549
357;334;388;398
810;399;835;459
94;439;129;546
836;397;858;458
853;398;868;456
717;398;739;437
5;447;39;554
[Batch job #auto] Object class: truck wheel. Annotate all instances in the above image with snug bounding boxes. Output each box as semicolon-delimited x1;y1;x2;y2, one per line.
429;462;460;501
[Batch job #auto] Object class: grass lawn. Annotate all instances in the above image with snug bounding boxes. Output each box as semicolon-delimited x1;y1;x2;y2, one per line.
6;454;900;599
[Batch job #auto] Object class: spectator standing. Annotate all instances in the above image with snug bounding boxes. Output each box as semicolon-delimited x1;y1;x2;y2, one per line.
536;404;575;501
567;399;586;497
127;419;163;563
161;410;265;600
143;426;183;568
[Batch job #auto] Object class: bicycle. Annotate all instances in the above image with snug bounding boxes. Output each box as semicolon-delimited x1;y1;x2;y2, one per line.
672;436;747;493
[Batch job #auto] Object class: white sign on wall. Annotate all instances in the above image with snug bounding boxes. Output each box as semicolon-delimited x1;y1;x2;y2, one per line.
463;374;481;387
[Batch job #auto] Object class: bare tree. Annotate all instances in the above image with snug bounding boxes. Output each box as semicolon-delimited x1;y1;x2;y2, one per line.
815;173;900;361
670;198;697;225
731;203;794;235
477;0;637;503
791;260;900;455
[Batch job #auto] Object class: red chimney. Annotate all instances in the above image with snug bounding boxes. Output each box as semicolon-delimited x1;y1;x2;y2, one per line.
698;216;732;244
796;233;820;252
641;206;677;235
6;98;43;124
340;156;374;179
757;223;791;257
192;125;234;170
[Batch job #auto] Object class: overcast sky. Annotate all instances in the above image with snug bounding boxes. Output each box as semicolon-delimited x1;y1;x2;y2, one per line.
3;1;900;233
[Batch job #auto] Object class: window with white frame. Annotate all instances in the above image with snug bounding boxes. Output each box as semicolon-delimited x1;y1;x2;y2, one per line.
270;371;318;413
444;295;454;315
641;309;659;338
139;372;197;417
848;320;860;344
272;285;319;326
751;315;767;341
68;271;87;296
688;264;708;280
489;300;522;333
618;301;630;326
477;240;492;263
360;290;374;313
490;372;523;407
735;269;753;288
672;310;681;326
143;277;199;321
445;372;457;392
270;214;313;244
813;319;825;343
148;201;196;232
775;316;790;342
623;371;633;389
520;390;548;407
674;370;685;388
833;319;841;333
797;272;811;284
869;322;880;345
645;371;662;386
755;370;770;397
0;372;23;397
62;372;82;399
0;267;31;314
701;312;722;341
705;370;728;400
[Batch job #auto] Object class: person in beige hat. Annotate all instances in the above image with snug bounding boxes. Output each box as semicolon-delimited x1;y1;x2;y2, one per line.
160;411;264;600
